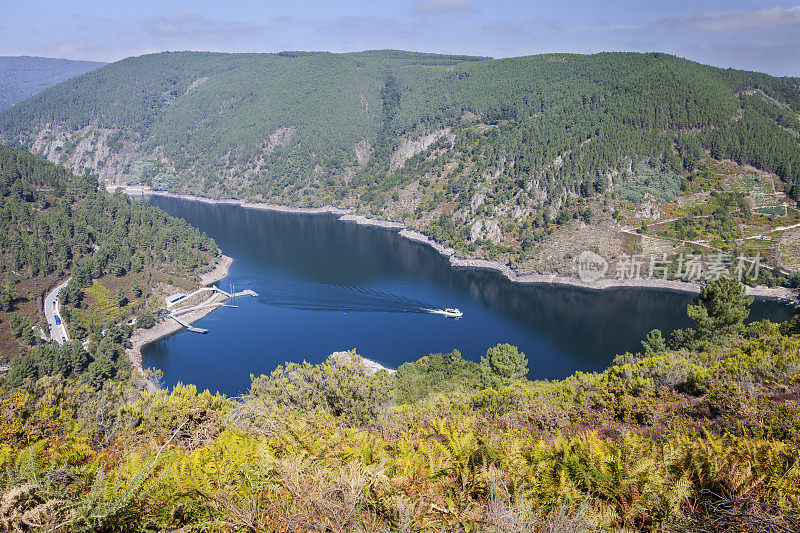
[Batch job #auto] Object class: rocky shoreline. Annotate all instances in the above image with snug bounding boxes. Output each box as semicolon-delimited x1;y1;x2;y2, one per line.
329;351;395;375
116;185;798;302
126;254;233;370
200;254;233;285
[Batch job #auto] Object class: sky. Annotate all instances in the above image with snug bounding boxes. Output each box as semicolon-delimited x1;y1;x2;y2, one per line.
2;1;799;76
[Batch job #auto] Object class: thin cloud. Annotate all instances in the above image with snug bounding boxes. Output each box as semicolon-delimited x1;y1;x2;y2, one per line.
48;39;109;58
677;40;800;76
541;18;640;32
567;22;643;32
413;0;478;15
144;12;264;42
45;35;142;63
482;20;520;31
659;5;800;32
627;40;654;50
316;16;418;43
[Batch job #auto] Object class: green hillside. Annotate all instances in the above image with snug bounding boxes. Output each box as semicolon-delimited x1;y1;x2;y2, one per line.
0;144;220;355
0;56;799;530
2;50;799;279
0;56;104;110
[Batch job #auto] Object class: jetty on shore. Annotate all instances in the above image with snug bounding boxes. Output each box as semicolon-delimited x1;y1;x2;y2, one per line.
164;285;258;335
167;314;208;333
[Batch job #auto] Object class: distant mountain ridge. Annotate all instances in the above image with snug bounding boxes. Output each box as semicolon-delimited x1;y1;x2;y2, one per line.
1;50;799;278
0;56;105;110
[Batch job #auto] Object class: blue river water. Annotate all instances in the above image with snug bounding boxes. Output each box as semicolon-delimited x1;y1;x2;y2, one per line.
142;196;794;396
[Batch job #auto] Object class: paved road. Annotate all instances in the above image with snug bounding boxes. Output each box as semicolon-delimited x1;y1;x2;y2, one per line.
44;278;71;345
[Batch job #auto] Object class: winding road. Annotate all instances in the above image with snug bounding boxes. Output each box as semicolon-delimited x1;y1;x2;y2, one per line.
44;278;71;345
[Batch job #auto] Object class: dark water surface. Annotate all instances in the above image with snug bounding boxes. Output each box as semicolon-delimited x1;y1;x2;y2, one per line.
142;196;794;396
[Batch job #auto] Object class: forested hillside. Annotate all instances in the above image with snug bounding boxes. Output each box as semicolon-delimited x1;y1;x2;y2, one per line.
1;50;799;278
0;56;104;110
0;144;220;357
1;51;798;531
1;276;799;530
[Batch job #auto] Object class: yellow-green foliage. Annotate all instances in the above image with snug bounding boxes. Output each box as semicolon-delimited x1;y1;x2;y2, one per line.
72;281;136;329
1;324;799;530
0;395;798;531
250;353;394;426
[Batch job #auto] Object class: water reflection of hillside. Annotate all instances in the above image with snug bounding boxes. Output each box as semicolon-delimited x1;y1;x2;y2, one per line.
147;195;794;384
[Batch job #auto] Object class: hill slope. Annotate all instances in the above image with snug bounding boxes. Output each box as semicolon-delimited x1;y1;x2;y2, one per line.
2;50;799;279
0;144;221;354
0;56;105;110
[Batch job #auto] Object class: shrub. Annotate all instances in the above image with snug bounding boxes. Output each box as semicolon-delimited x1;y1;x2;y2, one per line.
704;380;745;418
249;352;394;426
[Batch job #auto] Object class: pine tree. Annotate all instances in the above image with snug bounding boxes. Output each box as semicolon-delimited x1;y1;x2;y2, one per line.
479;343;528;388
687;276;752;338
642;329;666;356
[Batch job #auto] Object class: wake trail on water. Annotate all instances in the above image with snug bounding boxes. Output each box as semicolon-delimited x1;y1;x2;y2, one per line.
257;282;437;314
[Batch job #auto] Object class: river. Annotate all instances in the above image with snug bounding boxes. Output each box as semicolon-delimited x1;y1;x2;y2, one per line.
142;195;795;396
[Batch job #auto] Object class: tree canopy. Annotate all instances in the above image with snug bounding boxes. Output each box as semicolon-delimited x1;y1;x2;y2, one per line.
480;342;529;388
1;50;797;212
688;276;752;338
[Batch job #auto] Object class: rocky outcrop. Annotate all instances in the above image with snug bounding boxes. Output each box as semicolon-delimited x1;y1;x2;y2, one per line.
469;219;502;243
186;76;208;92
470;193;485;214
265;125;295;154
26;123;153;183
633;193;662;220
354;138;372;166
390;128;453;171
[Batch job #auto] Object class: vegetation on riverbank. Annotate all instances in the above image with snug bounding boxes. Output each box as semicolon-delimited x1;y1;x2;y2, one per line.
0;144;220;377
2;51;799;282
0;276;798;531
0;50;797;529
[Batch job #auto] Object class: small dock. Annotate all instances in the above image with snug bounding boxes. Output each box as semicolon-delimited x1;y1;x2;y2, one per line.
214;287;259;298
163;285;258;335
167;314;208;334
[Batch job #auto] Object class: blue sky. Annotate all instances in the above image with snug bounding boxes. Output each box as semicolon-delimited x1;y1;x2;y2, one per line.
2;1;799;76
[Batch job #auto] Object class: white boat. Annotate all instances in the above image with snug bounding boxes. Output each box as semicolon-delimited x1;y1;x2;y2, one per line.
428;307;463;318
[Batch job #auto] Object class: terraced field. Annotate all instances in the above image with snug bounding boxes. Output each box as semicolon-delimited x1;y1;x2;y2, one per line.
736;173;787;216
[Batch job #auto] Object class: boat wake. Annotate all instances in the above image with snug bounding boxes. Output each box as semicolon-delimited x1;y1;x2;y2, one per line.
258;283;436;314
